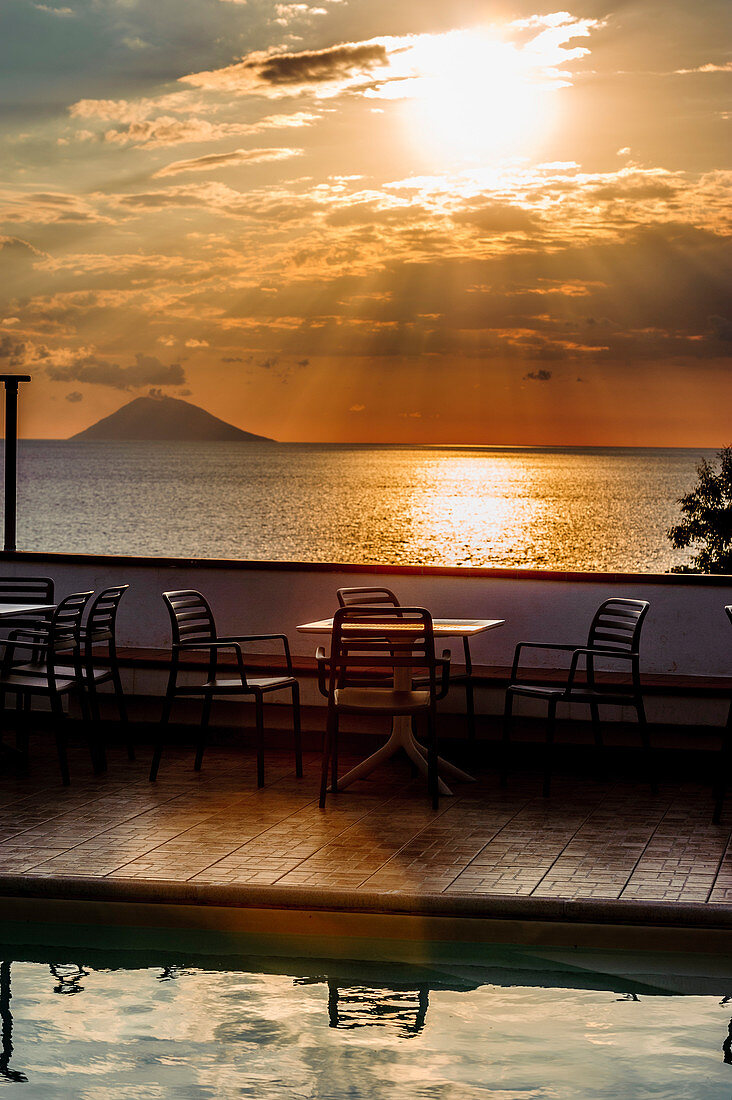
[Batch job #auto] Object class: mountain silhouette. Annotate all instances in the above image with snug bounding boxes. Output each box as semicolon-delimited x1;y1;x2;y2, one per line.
70;395;273;442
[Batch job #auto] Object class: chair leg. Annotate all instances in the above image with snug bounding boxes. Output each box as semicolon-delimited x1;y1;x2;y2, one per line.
319;710;338;809
85;673;107;776
194;696;212;772
331;720;339;794
636;696;655;794
292;682;303;778
50;695;70;787
543;700;556;798
427;708;438;811
465;678;476;740
14;694;29;762
255;694;265;788
501;691;514;786
590;701;604;781
149;690;174;781
110;658;134;761
713;700;732;824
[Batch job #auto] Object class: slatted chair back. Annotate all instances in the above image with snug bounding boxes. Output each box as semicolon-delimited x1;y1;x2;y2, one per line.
0;575;55;634
0;576;54;605
337;586;400;609
85;584;129;643
49;591;94;652
328;606;437;695
586;598;649;656
163;590;217;647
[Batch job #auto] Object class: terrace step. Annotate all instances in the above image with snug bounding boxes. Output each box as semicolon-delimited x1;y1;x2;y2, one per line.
108;647;732;697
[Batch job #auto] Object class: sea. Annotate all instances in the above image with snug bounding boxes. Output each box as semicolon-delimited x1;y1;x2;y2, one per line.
9;441;717;573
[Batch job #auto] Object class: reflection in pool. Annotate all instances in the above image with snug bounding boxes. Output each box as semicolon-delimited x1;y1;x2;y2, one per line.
1;934;732;1097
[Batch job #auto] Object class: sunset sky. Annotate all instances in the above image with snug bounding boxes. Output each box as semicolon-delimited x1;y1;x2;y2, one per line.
1;0;730;444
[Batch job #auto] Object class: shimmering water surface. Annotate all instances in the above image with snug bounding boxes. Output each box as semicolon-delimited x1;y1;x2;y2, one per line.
12;442;714;571
2;936;732;1098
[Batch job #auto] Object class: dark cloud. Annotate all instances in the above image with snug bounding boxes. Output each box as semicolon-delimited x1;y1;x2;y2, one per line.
154;146;300;178
524;369;553;381
0;335;26;366
65;390;83;402
451;203;538;235
710;314;732;342
255;43;388;86
47;352;185;390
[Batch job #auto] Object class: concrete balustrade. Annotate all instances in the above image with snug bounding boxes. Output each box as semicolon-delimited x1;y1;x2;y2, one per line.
0;552;730;726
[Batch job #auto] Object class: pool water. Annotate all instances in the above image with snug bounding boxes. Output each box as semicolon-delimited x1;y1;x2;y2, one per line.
1;930;732;1098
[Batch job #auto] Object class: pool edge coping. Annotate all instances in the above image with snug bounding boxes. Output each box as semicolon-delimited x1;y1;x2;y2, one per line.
1;874;730;931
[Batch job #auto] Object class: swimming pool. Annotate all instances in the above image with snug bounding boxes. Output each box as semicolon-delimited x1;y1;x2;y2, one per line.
1;923;731;1098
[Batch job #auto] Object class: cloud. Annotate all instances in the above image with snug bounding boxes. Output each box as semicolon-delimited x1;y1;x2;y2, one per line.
70;93;194;124
273;3;328;25
349;403;365;412
524;369;553;381
65;390;83;402
47;353;186;390
710;315;732;342
102;111;318;149
32;3;74;15
182;40;390;98
451;202;537;236
0;335;26;366
153;146;302;177
0;190;108;226
674;62;732;74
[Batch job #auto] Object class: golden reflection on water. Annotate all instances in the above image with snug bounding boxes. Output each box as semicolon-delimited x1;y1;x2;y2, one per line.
18;442;706;570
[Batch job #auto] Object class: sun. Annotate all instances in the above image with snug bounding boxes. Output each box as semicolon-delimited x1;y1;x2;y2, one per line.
396;29;560;164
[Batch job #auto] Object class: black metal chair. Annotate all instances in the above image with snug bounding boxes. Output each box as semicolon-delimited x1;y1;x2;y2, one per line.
0;576;55;660
712;605;732;824
81;585;133;767
0;576;54;622
337;587;476;738
317;605;449;810
149;590;302;786
502;598;651;796
0;590;94;785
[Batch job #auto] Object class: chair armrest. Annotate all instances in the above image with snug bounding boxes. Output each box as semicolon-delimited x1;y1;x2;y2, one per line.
7;628;51;643
436;650;451;700
174;640;248;683
510;641;582;681
315;646;328;697
215;634;294;675
566;647;637;689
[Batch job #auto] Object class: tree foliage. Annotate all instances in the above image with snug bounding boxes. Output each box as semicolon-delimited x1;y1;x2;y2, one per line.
668;446;732;573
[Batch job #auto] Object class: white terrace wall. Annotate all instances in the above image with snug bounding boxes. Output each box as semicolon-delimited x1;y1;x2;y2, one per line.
2;553;730;725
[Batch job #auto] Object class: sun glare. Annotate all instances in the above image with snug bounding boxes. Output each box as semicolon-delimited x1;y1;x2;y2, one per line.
398;29;560;164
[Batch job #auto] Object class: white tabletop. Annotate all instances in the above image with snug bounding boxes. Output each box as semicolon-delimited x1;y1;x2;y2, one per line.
297;616;504;636
0;602;55;618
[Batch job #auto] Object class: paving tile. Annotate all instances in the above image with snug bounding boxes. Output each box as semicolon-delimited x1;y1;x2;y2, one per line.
0;740;729;911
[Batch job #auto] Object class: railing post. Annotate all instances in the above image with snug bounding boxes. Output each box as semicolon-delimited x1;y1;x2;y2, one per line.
1;375;31;553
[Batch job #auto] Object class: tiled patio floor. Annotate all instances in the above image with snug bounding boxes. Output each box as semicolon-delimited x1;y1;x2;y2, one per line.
1;738;730;909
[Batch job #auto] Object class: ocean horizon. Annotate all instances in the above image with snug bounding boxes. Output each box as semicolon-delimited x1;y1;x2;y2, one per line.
7;440;716;573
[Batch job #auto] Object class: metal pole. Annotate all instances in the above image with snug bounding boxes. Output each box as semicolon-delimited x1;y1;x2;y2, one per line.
1;375;31;553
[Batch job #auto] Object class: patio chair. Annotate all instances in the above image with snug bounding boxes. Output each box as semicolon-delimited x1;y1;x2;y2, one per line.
712;605;732;824
149;590;302;786
317;605;449;810
81;584;133;767
0;576;54;657
502;597;651;797
337;587;476;738
0;590;95;785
